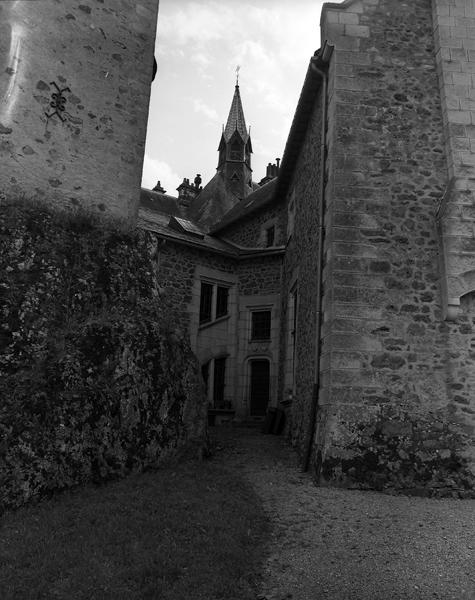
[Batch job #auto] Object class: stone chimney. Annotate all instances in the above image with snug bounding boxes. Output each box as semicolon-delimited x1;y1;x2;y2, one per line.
152;180;166;193
177;174;202;209
259;158;280;186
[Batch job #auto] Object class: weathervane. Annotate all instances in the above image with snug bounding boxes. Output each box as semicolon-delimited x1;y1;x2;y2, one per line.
236;65;240;86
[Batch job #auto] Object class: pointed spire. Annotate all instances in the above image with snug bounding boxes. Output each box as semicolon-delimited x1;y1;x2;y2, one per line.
223;78;249;143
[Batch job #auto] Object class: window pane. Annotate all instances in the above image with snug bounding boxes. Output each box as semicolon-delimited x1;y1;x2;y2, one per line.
199;282;213;323
213;357;226;407
251;310;271;340
216;286;229;318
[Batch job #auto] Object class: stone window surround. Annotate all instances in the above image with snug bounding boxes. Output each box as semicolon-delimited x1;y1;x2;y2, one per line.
249;307;272;342
188;265;238;357
197;276;234;330
201;353;231;408
243;354;275;414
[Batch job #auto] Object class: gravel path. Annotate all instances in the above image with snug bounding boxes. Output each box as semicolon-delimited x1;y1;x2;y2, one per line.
210;426;475;600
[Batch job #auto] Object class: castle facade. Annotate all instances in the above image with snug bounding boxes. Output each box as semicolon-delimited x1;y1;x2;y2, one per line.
142;0;475;495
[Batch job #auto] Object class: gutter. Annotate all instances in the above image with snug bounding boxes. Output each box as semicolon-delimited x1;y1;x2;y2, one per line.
303;46;331;473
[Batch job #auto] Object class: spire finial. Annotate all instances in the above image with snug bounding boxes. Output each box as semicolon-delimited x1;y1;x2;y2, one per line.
236;65;240;86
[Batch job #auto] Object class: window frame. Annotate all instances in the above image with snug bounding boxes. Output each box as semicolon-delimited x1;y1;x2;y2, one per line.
199;282;213;324
250;309;272;341
215;285;229;319
265;225;275;247
198;279;232;327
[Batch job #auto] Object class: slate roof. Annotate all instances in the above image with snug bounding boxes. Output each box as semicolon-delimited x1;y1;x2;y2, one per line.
139;188;181;216
187;171;241;230
138;207;239;256
211;178;278;233
224;84;249;143
138;207;285;259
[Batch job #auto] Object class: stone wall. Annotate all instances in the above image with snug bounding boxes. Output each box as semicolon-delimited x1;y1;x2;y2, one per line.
0;0;158;222
0;199;206;511
278;84;324;459
432;0;475;317
311;0;475;496
147;234;284;419
219;203;286;248
238;255;283;296
150;239;236;328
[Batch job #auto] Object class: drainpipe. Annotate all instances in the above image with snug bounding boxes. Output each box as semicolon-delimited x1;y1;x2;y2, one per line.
303;53;329;473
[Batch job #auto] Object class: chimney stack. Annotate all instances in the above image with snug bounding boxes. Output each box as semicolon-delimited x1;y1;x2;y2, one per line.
177;174;202;210
152;180;167;193
258;159;280;186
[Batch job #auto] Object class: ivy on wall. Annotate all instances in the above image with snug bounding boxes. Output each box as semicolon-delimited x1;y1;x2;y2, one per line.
0;198;207;511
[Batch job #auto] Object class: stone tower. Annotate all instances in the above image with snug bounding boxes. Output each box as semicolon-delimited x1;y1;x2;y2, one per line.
217;83;253;200
188;81;254;228
0;0;159;223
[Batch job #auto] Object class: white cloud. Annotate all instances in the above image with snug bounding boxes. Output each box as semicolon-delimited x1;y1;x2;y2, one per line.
157;2;234;47
193;98;219;122
147;0;327;197
141;155;181;196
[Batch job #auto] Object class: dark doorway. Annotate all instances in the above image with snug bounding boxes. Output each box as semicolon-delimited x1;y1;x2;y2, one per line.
213;357;226;408
249;359;270;416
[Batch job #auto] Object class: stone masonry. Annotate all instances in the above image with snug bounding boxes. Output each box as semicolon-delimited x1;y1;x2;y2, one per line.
433;0;475;317
294;0;475;495
0;0;158;222
279;85;325;460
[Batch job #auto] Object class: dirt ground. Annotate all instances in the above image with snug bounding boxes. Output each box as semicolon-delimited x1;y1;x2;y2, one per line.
210;425;475;600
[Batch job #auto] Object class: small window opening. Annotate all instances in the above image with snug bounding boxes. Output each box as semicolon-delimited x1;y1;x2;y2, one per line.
251;310;271;340
230;141;242;161
265;225;275;247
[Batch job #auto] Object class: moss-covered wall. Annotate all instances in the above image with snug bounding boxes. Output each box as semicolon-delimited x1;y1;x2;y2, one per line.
0;198;207;511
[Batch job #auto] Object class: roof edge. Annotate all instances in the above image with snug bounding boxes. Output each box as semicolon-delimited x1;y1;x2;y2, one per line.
321;0;362;26
273;41;333;206
139;220;285;260
210;178;278;234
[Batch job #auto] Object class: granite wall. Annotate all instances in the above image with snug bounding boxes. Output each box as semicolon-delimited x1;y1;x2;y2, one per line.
278;82;324;459
0;0;158;222
305;0;475;496
146;233;284;419
219;203;286;248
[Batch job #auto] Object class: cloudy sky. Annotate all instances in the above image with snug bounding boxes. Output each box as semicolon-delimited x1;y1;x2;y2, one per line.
141;0;327;195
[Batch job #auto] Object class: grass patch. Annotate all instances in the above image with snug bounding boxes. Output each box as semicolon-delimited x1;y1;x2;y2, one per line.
0;458;269;599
